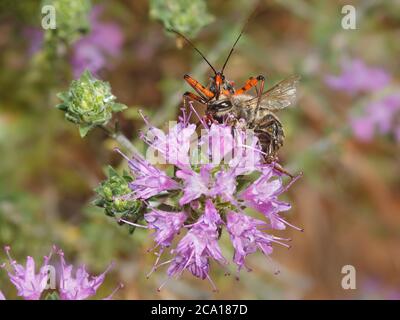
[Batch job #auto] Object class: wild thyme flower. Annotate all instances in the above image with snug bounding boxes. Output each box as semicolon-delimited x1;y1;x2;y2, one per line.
326;58;400;142
351;93;400;142
0;246;120;300
56;70;127;137
1;246;52;300
117;108;301;290
144;210;187;248
116;148;180;200
72;5;124;77
325;59;390;94
57;249;119;300
226;212;291;273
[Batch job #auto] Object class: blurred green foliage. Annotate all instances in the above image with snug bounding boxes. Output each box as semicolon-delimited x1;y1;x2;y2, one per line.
41;0;91;44
150;0;214;37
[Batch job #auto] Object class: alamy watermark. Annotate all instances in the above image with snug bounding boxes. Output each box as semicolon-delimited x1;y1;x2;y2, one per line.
341;5;357;30
41;5;56;29
341;264;356;290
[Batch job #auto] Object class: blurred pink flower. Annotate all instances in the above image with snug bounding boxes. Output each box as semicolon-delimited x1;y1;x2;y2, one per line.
23;27;44;56
325;59;390;94
351;93;400;142
0;290;6;300
72;5;123;77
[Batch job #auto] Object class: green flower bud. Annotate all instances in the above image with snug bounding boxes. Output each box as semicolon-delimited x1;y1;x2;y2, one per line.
94;166;144;233
41;0;91;45
150;0;214;38
56;70;127;137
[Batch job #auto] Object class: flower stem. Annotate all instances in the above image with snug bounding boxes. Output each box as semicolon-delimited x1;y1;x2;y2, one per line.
100;124;141;157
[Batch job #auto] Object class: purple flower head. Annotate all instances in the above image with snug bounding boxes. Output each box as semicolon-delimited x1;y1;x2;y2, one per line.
226;212;290;272
57;249;118;300
118;108;301;289
144;209;187;248
116;148;179;200
325;59;391;94
1;246;51;300
72;5;123;77
0;290;6;300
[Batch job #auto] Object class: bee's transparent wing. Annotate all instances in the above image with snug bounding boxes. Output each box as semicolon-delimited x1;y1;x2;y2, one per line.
245;75;300;111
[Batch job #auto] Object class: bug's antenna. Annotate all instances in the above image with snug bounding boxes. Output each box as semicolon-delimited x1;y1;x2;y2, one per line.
168;29;217;75
221;10;256;73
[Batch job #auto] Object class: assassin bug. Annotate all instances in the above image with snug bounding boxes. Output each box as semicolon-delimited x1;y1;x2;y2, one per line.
168;24;266;108
169;17;299;176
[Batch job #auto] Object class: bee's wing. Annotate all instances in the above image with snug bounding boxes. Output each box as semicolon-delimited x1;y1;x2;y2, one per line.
245;75;300;111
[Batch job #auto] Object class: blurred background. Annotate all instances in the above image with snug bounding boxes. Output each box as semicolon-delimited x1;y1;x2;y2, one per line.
0;0;399;299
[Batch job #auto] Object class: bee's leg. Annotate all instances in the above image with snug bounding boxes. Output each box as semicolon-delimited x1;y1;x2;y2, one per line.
234;75;264;95
271;162;296;179
184;74;215;100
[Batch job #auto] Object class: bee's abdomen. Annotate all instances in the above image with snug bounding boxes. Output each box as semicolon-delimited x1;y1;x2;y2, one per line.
253;114;285;156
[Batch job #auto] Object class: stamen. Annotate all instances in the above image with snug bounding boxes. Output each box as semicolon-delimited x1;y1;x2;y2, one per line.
206;274;218;293
157;277;170;292
152;259;173;270
278;217;303;232
138;109;151;127
103;283;124;300
188;102;207;129
265;255;281;276
146;249;164;279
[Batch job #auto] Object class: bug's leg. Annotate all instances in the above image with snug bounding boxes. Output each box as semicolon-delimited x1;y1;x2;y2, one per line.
184;74;215;100
234;75;264;95
183;91;206;105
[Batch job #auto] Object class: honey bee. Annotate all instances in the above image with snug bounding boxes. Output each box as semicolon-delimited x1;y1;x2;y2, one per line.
207;75;300;161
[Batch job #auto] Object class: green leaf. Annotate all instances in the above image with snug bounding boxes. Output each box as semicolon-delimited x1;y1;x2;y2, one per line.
55;103;68;111
44;292;60;300
79;124;92;137
111;103;128;112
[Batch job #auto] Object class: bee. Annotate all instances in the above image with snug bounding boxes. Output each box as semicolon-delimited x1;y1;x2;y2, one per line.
207;75;300;161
